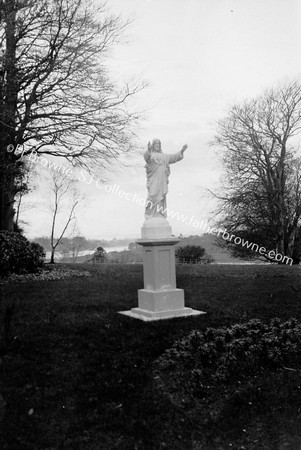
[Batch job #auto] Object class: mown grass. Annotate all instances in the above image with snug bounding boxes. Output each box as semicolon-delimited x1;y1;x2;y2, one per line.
0;263;301;449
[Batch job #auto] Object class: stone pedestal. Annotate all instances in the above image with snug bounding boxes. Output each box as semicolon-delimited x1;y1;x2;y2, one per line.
119;218;206;321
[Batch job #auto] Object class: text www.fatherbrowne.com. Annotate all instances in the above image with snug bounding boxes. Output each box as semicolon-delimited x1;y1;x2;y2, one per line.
155;204;293;265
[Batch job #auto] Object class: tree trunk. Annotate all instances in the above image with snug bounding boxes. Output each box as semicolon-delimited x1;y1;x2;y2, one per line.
0;186;15;231
50;249;55;264
291;227;301;265
0;0;18;232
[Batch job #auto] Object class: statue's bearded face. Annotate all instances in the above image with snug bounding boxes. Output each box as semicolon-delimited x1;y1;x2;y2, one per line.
152;139;161;152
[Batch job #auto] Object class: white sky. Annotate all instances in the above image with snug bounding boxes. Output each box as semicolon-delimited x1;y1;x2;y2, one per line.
23;0;301;240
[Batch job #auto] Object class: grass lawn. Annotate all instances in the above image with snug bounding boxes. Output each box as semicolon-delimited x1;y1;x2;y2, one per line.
1;263;301;449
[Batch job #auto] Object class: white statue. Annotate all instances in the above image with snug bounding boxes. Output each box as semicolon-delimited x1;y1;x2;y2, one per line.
144;138;187;218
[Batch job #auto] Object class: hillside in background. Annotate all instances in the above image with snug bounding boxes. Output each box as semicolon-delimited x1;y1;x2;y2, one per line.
34;233;246;264
31;233;261;264
127;234;243;263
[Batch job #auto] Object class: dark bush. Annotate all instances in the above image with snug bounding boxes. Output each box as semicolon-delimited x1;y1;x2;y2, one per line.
0;231;45;275
176;245;214;263
28;242;46;271
155;318;301;398
176;245;205;262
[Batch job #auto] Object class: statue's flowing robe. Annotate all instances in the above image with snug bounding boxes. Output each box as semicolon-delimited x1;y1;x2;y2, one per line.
144;150;183;218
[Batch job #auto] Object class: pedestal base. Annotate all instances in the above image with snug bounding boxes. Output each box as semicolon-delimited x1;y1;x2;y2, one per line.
118;230;206;321
119;307;206;322
119;285;206;321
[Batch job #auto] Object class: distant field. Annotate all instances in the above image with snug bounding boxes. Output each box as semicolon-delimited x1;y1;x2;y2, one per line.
1;263;301;449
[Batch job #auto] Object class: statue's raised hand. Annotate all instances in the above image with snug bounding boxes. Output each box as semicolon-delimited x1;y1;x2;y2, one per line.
147;141;152;152
181;144;188;153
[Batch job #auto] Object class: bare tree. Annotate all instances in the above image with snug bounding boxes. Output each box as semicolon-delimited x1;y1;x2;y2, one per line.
0;0;144;231
48;171;81;264
213;80;301;263
61;225;87;262
70;235;86;262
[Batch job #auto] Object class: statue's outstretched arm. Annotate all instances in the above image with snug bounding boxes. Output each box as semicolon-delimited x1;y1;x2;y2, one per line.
168;144;188;164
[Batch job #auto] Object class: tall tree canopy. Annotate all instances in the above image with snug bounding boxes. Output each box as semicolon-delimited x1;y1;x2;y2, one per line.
0;0;142;230
213;80;301;264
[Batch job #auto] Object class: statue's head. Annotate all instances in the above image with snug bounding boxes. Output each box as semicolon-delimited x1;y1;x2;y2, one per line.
152;138;162;153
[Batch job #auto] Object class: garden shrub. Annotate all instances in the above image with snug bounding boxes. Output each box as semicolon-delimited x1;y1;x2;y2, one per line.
175;245;214;263
176;245;205;263
155;318;301;398
28;242;46;272
0;231;45;275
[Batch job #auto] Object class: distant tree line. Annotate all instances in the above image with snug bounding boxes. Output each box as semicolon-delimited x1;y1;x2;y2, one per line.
33;236;133;253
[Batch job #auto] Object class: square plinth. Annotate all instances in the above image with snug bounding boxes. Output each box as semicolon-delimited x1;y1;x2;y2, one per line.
138;288;184;311
118;307;206;322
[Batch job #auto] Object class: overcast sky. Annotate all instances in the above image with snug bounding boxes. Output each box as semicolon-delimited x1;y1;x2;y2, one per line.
23;0;301;240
